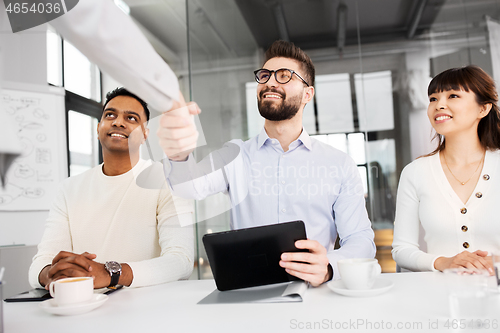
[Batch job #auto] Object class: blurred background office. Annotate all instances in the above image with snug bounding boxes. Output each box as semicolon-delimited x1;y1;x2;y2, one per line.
1;0;500;296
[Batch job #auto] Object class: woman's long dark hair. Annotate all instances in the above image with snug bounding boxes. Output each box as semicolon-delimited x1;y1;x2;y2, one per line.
426;65;500;156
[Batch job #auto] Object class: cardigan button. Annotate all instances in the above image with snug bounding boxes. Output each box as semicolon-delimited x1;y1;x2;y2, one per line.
483;174;490;181
460;208;467;214
461;225;468;232
475;192;482;198
463;242;469;249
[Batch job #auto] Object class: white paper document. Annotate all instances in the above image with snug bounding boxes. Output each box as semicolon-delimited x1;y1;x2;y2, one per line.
252;281;308;303
198;281;308;304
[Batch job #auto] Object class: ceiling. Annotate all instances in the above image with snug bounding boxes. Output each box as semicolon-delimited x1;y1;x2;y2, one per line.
234;0;446;50
124;0;500;62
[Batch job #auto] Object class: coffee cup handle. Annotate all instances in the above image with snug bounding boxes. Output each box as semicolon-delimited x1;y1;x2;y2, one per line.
372;264;382;278
49;282;56;298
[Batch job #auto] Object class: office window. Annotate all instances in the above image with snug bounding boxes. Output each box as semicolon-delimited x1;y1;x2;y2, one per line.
347;133;366;165
354;71;394;132
312;133;368;196
46;30;104;176
65;91;103;177
68;111;100;176
46;28;62;86
63;40;101;102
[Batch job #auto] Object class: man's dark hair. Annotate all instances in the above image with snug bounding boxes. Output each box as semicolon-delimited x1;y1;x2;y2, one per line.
103;87;150;121
264;40;315;87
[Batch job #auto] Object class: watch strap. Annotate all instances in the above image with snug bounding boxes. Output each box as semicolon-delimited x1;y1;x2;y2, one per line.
108;271;120;288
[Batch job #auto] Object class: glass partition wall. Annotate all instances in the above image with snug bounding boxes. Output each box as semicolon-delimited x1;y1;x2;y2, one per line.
174;0;500;278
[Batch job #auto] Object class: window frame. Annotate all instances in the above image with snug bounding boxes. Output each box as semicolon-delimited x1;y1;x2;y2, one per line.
64;90;104;176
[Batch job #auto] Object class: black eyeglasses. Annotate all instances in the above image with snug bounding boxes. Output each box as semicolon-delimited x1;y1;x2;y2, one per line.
254;68;310;87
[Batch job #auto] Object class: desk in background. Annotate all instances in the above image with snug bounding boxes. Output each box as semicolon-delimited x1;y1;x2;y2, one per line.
0;245;37;299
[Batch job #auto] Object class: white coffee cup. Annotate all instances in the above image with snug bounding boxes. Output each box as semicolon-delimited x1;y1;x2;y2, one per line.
49;277;93;306
337;258;382;290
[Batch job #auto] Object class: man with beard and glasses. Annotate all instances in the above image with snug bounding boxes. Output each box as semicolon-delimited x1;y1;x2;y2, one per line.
158;40;375;286
29;88;194;290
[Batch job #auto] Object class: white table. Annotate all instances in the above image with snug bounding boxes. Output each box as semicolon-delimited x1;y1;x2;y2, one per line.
4;272;500;333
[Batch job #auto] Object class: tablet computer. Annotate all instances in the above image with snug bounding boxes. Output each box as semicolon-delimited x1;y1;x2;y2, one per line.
3;288;51;302
202;220;307;291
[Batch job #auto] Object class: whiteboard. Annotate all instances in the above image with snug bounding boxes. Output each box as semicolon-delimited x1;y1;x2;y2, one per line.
0;85;67;211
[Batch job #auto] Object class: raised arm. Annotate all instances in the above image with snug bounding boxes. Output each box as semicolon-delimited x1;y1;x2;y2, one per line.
50;0;179;111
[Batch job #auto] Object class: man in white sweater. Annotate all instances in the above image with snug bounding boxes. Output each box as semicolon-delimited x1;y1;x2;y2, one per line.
29;88;194;289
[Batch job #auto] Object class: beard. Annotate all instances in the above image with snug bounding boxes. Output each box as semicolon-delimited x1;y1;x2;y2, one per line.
258;88;301;121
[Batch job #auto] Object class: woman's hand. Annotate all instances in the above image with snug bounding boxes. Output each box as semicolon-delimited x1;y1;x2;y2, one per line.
434;250;494;274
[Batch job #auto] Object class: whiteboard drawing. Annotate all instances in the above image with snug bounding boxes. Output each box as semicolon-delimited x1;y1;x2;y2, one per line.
37;170;53;182
3;94;40;115
19;137;34;157
0;88;65;211
33;108;50;120
36;133;47;142
36;148;52;164
14;163;35;179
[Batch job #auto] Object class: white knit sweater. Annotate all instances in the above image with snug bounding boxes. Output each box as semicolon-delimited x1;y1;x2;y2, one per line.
392;149;500;271
29;159;194;288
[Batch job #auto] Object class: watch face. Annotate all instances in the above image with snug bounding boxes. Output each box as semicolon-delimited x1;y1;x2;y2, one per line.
105;261;122;273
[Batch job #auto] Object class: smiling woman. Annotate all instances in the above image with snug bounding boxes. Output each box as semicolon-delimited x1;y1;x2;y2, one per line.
392;65;500;273
426;66;500;155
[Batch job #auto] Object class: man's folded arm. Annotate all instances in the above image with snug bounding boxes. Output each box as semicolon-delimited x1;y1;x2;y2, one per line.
126;189;195;288
127;212;194;288
29;187;73;289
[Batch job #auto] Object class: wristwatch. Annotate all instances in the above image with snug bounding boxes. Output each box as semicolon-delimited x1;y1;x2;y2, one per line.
104;261;122;288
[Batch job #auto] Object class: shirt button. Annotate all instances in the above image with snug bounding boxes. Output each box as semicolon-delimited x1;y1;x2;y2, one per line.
281;180;285;184
475;192;482;198
483;174;490;181
463;242;469;249
281;208;286;213
460;208;467;214
462;225;468;232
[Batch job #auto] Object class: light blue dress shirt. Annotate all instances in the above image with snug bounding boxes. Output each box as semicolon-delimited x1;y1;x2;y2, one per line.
165;128;375;278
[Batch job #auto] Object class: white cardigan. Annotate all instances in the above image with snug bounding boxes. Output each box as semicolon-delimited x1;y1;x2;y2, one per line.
392;149;500;271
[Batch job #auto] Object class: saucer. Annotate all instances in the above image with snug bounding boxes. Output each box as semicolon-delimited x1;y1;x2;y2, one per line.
39;294;108;316
327;278;394;297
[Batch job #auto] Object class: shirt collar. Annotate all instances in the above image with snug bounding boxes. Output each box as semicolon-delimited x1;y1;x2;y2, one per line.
257;127;312;151
257;127;270;149
297;128;312;150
